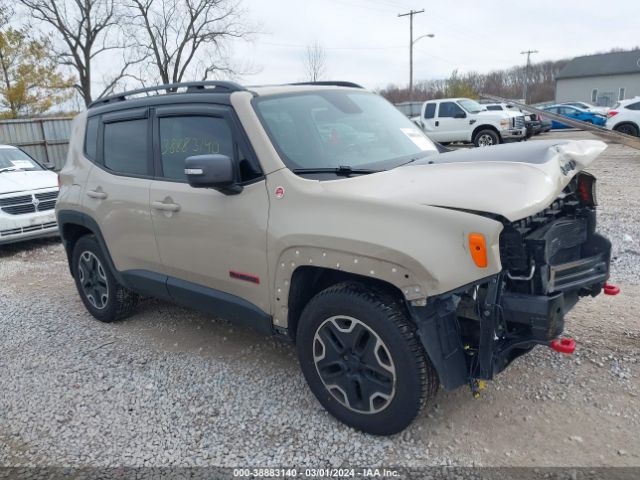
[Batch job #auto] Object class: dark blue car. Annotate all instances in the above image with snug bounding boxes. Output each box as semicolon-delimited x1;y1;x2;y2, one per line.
542;105;607;129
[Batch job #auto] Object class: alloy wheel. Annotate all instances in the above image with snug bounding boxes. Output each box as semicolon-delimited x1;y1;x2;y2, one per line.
477;134;495;146
617;125;637;136
313;315;396;414
78;251;109;310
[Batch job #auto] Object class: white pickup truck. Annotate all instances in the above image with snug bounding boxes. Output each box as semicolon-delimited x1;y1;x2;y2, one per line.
413;98;527;147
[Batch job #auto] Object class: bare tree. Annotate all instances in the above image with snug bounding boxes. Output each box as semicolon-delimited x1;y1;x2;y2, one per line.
17;0;136;105
126;0;252;84
379;57;571;104
303;41;327;82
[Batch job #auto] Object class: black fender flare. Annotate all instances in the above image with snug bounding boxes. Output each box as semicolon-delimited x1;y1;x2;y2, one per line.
56;210;126;286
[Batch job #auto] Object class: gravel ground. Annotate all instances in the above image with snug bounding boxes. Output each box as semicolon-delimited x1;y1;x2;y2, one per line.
0;131;639;470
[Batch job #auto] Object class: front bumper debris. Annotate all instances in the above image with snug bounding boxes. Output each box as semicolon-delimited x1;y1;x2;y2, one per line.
409;197;612;390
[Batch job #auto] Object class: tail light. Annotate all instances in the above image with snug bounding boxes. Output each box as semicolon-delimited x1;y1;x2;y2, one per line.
607;111;618;117
576;172;597;207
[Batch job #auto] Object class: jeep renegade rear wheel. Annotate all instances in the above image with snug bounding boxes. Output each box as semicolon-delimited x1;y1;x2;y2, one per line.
296;282;438;435
72;235;138;322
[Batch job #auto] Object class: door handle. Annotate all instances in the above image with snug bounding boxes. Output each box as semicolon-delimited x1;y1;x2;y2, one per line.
86;189;107;199
435;121;439;127
152;200;181;212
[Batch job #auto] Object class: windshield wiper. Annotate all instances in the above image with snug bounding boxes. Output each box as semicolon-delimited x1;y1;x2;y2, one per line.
292;165;381;176
396;151;435;168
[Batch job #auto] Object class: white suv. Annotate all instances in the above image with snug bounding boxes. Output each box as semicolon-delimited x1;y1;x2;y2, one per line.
606;98;640;137
0;145;59;244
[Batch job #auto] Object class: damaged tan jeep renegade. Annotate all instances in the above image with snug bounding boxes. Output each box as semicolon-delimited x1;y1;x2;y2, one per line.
56;81;615;435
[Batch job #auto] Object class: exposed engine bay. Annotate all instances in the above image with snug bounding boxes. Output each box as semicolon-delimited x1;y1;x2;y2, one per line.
409;171;614;391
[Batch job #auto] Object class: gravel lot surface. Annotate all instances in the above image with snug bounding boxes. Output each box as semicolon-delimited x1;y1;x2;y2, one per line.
0;131;638;469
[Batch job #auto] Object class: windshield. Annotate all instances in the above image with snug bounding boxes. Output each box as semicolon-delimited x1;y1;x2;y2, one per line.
0;148;43;171
253;90;437;173
458;99;484;113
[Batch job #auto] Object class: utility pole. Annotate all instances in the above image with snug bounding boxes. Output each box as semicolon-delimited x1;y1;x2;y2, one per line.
521;49;539;104
398;9;425;100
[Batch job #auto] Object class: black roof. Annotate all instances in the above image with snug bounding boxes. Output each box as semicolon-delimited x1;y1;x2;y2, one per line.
557;50;640;80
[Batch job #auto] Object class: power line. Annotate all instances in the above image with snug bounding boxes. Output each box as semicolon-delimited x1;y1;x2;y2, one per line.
261;41;404;51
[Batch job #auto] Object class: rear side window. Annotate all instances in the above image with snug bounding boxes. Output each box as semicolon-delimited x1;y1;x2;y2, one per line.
84;116;99;161
103;119;149;175
626;102;640;110
486;105;502;111
159;116;234;181
424;103;436;119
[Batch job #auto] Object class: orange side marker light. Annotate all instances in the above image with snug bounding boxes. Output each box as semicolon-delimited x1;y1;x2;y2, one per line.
468;233;488;268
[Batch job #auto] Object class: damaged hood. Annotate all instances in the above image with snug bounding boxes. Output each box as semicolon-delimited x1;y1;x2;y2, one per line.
323;140;607;222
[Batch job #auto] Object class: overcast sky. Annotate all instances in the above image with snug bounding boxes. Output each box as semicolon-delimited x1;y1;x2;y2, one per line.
231;0;640;89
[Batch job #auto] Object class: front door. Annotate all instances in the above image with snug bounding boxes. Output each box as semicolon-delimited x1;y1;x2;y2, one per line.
149;105;270;314
433;101;469;142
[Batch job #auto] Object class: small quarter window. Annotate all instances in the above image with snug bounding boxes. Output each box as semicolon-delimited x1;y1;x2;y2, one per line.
424;103;436;119
627;102;640;111
84;116;99;161
103;119;149;175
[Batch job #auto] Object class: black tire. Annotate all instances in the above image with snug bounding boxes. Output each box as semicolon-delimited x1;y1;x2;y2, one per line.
473;129;499;147
614;123;639;137
72;235;138;322
296;282;438;435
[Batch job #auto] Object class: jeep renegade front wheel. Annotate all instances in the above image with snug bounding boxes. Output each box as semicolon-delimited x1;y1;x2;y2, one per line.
296;282;438;435
72;235;138;322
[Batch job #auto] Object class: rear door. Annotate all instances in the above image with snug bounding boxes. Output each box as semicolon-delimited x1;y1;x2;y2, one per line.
148;104;271;314
420;102;439;137
546;107;567;128
82;108;162;274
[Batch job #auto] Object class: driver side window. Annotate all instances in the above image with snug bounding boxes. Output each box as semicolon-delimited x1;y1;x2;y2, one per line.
438;102;464;118
158;115;260;183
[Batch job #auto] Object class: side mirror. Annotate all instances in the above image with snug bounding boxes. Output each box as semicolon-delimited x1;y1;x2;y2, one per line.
454;112;467;119
184;154;242;194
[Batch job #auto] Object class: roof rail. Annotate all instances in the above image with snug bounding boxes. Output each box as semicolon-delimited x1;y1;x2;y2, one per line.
88;81;246;108
289;81;365;89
